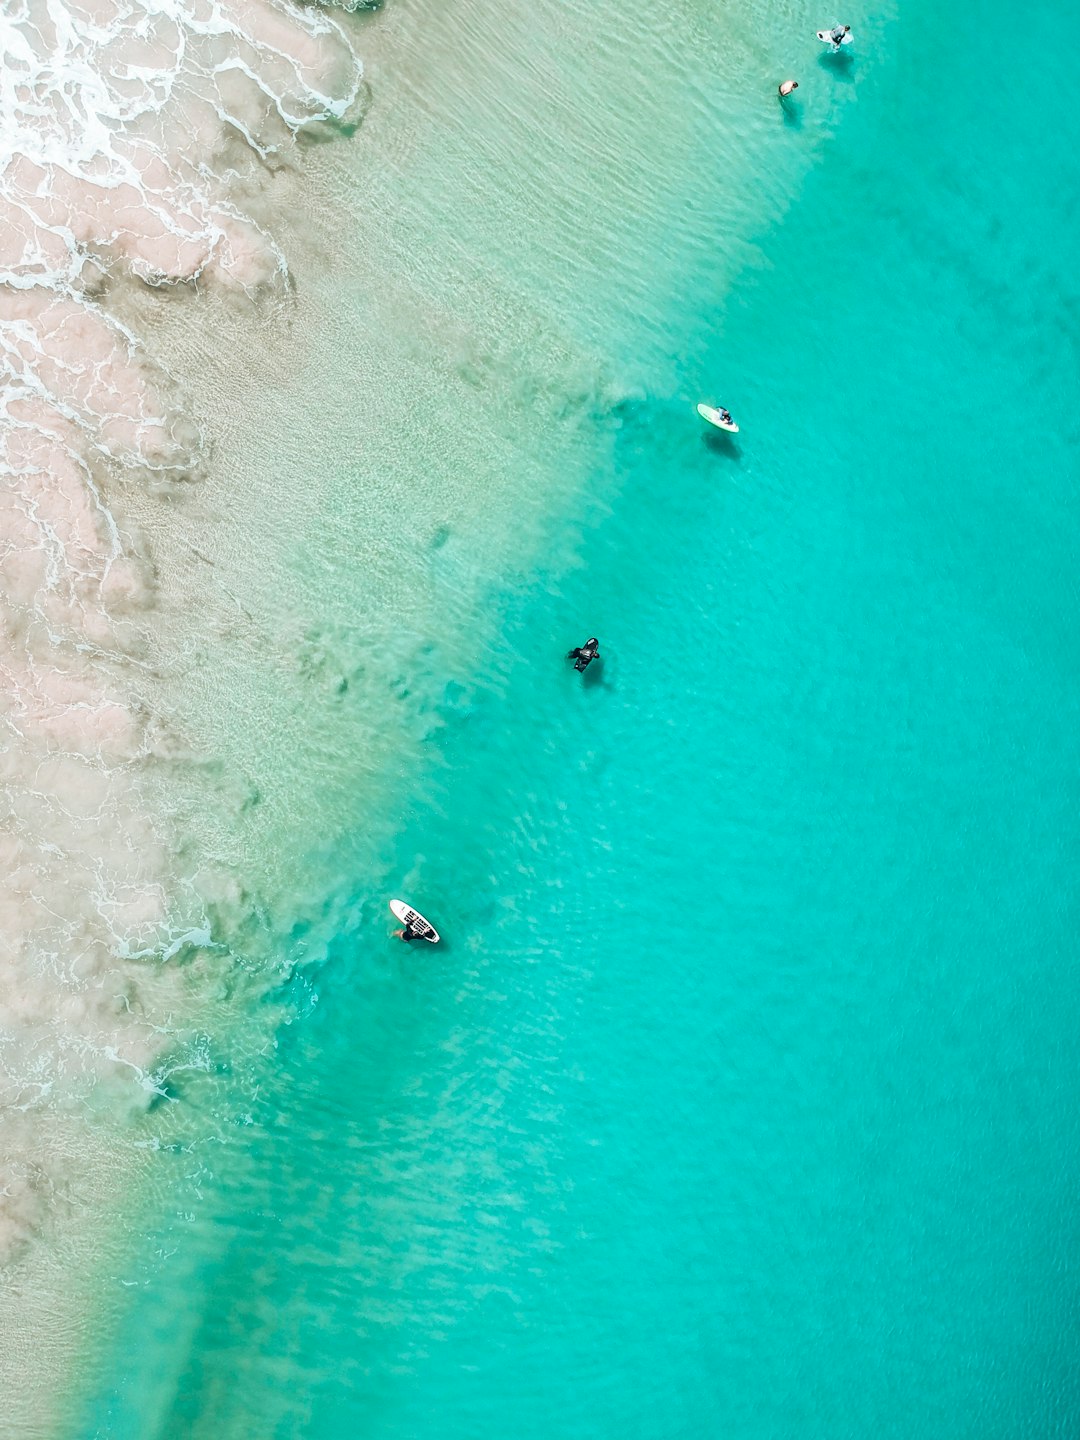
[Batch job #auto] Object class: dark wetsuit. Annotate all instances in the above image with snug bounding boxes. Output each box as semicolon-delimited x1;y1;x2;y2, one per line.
568;639;600;672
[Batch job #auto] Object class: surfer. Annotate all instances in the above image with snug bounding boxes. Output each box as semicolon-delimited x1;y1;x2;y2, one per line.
567;637;600;672
778;79;799;98
718;408;734;427
389;899;440;944
395;918;427;942
824;24;851;48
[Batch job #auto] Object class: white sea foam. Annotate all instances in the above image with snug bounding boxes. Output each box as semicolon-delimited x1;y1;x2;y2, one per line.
0;0;364;1260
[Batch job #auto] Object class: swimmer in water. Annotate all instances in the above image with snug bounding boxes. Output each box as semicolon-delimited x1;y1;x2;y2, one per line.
779;79;799;98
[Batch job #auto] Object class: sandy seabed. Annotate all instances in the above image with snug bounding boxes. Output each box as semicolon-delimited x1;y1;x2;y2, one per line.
1;0;367;1423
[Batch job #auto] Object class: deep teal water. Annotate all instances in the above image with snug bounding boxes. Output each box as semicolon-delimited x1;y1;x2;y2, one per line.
84;2;1080;1436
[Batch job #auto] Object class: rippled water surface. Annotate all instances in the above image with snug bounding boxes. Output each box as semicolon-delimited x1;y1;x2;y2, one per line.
30;0;1080;1434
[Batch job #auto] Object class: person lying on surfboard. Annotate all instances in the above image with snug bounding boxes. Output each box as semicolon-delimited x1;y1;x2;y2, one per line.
567;637;600;672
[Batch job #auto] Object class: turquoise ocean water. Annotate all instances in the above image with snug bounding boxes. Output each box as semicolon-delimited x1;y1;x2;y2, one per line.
78;0;1079;1436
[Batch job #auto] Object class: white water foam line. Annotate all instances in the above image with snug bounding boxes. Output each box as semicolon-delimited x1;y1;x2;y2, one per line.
0;0;364;1260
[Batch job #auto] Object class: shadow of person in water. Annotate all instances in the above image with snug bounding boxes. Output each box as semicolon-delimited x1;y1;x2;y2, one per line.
703;429;742;461
819;48;855;81
581;656;611;691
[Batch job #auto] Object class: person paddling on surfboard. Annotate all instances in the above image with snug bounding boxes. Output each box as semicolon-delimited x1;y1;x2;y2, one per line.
822;24;851;48
567;637;600;673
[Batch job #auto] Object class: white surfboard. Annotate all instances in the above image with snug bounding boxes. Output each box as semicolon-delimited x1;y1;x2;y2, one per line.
816;28;853;47
697;403;740;433
389;898;441;943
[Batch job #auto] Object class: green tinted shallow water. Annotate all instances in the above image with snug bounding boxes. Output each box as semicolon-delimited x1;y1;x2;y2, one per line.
83;0;1080;1435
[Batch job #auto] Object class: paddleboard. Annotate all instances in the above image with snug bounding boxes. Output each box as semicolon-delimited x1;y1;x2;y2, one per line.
697;403;740;433
389;898;441;943
816;28;853;46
